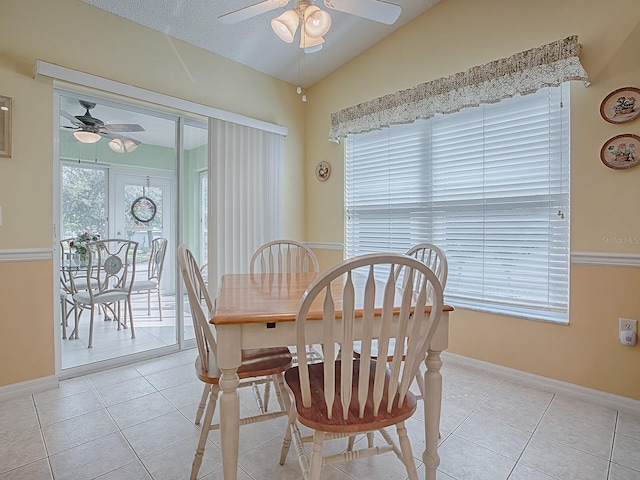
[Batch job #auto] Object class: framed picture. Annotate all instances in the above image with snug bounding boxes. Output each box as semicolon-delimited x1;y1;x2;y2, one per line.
0;95;11;158
600;134;640;170
600;87;640;124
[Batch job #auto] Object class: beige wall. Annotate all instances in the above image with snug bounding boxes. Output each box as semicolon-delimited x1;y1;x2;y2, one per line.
0;0;305;386
305;0;640;399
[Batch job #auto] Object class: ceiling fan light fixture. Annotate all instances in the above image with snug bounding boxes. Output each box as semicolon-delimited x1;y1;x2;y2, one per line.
108;137;139;153
303;6;331;38
73;131;101;144
300;31;324;51
271;9;299;43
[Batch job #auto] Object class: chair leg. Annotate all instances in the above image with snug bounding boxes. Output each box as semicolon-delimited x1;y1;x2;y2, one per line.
157;289;163;321
367;431;374;447
309;430;324;480
191;385;219;480
147;290;151;315
73;301;81;339
195;384;210;425
396;421;418;480
61;298;67;340
88;306;96;348
263;380;271;412
279;400;297;465
128;296;136;339
347;435;356;451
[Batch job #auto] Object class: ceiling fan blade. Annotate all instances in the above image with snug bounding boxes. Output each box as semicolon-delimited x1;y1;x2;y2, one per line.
103;124;145;133
218;0;288;25
61;110;82;126
102;132;141;144
323;0;401;25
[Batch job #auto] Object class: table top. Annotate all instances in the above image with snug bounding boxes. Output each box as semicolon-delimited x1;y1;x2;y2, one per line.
211;272;453;326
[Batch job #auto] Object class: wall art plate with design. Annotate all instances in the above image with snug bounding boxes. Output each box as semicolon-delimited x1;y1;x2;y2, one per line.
600;87;640;124
600;134;640;170
315;161;331;181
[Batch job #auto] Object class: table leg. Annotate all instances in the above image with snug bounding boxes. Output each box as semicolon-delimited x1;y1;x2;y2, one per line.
423;349;443;480
219;367;240;480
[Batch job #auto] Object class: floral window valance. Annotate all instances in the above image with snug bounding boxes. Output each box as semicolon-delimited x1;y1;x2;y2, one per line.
328;35;589;142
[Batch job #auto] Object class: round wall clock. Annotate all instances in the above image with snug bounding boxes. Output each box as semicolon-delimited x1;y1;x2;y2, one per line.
315;161;331;181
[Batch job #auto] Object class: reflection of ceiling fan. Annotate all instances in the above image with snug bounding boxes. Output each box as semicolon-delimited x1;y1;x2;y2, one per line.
61;100;145;153
219;0;402;52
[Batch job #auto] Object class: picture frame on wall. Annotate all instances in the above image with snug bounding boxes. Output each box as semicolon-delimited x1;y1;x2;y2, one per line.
600;133;640;170
0;95;11;158
600;87;640;124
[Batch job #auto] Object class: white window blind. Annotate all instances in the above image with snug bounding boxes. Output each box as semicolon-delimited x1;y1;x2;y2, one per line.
209;118;284;294
345;84;570;322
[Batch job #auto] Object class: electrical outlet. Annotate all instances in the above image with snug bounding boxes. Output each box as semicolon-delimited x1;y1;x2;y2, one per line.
619;318;638;334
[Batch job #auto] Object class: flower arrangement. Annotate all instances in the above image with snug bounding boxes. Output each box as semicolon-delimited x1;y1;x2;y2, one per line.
608;142;637;162
69;232;101;255
613;96;636;116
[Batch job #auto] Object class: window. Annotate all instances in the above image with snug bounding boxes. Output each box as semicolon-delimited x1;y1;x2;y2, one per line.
345;84;570;322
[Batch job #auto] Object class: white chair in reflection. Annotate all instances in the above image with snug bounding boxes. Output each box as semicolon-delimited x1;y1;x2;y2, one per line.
60;238;96;339
178;244;292;480
250;239;319;275
279;253;445;480
131;237;168;321
71;239;138;348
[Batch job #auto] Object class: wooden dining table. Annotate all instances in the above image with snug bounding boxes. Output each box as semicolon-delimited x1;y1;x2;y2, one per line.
210;271;453;480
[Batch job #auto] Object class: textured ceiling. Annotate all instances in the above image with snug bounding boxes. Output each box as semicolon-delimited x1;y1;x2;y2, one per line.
80;0;440;87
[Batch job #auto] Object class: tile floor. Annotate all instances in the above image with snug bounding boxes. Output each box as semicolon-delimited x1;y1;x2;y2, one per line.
2;350;640;480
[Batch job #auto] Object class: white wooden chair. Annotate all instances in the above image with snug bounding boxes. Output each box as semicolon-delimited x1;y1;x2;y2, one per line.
251;239;322;368
178;244;293;480
250;239;320;275
71;239;138;348
131;237;168;320
279;253;444;480
354;243;448;400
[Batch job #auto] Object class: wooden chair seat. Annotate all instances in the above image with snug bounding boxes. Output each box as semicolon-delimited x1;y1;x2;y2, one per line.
285;360;416;433
195;347;292;384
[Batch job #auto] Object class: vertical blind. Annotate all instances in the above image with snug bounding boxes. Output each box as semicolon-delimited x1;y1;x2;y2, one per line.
345;84;570;322
209;118;284;294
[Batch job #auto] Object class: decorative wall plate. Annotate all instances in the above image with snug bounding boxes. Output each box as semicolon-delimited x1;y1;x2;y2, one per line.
600;134;640;170
600;87;640;124
315;161;331;181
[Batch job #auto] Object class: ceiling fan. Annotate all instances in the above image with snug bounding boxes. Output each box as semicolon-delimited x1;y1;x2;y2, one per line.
219;0;402;52
61;100;145;153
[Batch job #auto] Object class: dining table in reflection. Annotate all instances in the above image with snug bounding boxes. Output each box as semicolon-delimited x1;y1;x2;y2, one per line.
210;271;453;480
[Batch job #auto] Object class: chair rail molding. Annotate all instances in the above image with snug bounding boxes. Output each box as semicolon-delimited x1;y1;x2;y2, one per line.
0;248;53;262
306;242;343;250
571;251;640;267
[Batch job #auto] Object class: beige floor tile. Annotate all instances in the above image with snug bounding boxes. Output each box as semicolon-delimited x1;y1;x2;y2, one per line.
609;462;640;480
42;408;118;455
107;391;177;429
93;461;152;480
519;434;609;480
121;410;200;457
141;435;222;480
612;433;640;472
616;411;640;441
145;365;196;391
35;390;104;427
86;364;143;389
507;463;558;479
33;376;92;405
0;429;47;475
94;375;157;407
0;459;53;480
0;395;39;436
476;381;553;432
48;432;137;480
453;411;531;460
437;434;515;480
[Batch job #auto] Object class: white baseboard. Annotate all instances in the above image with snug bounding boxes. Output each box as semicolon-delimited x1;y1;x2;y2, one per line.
0;375;59;401
443;352;640;415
